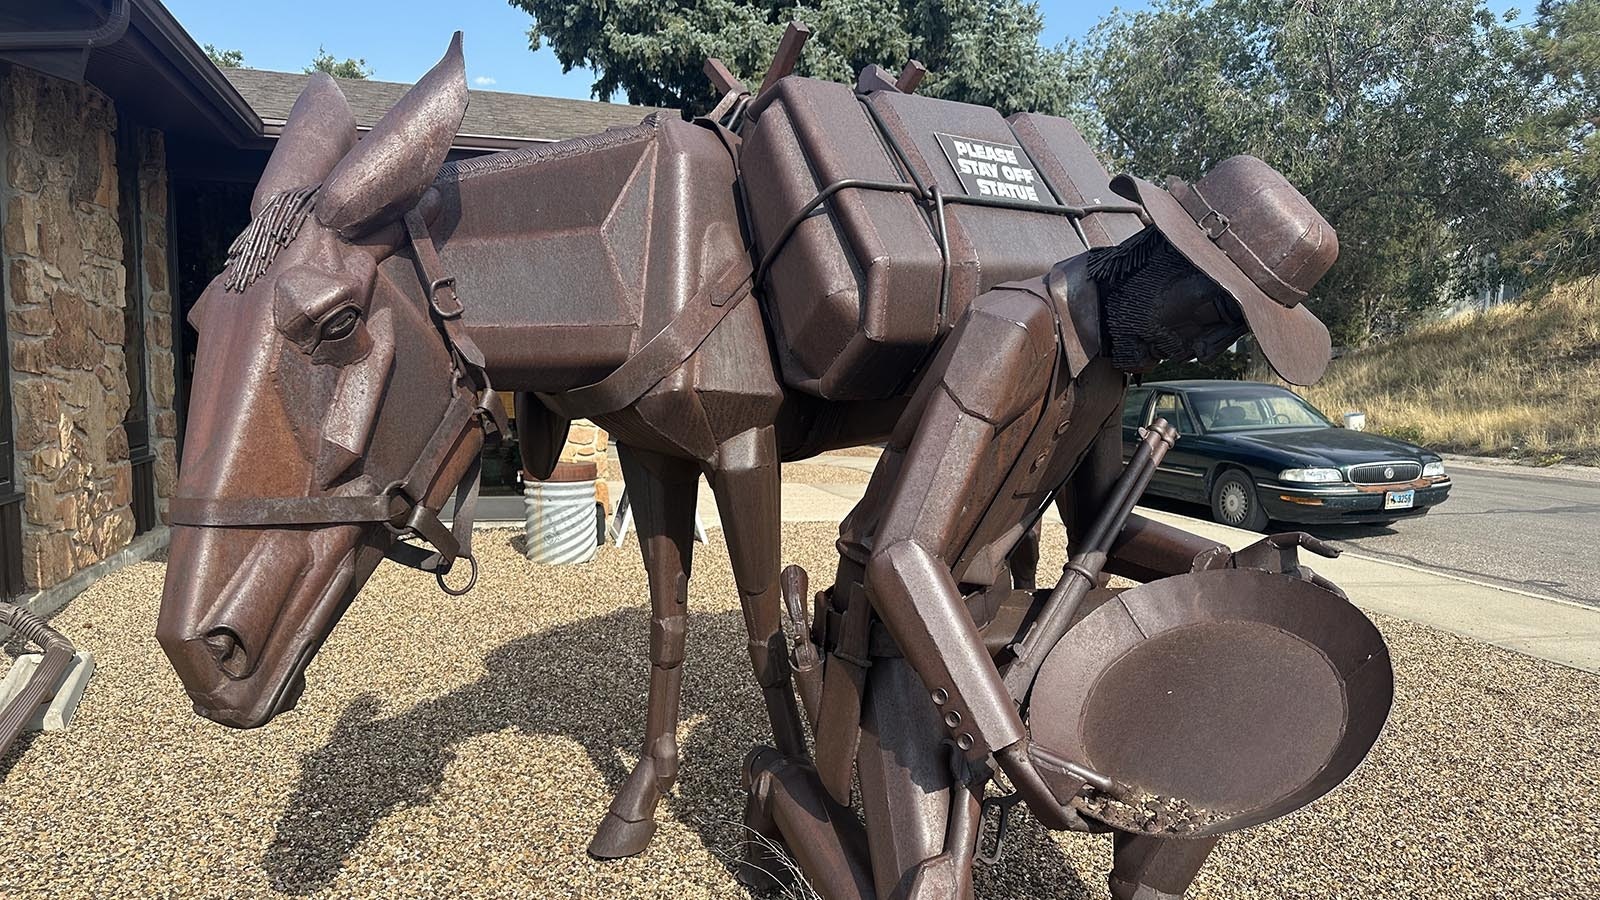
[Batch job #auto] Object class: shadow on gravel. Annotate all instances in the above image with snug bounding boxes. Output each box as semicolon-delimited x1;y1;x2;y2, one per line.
0;731;38;783
263;606;1090;898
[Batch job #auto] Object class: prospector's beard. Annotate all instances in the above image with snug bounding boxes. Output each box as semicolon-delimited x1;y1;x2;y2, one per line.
1090;226;1245;371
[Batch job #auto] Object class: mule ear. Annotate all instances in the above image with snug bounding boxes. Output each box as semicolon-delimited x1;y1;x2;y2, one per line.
254;73;356;215
315;32;467;238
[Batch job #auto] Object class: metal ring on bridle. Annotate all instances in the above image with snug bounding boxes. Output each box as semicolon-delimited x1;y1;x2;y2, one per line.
380;481;415;534
436;554;478;596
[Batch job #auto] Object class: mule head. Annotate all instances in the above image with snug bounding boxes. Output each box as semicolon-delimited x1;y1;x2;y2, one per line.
157;35;483;728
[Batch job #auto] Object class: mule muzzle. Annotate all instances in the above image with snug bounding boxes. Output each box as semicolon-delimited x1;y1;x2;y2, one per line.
157;525;361;729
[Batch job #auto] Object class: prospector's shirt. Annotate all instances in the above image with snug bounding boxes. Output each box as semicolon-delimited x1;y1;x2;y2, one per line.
840;260;1128;590
950;286;1124;589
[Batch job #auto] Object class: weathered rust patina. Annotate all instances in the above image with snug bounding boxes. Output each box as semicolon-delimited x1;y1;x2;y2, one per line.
158;26;1393;899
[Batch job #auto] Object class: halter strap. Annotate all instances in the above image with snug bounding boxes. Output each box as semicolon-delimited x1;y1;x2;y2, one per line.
170;202;506;597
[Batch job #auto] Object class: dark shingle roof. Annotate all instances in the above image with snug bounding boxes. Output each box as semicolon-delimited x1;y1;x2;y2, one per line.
222;68;669;150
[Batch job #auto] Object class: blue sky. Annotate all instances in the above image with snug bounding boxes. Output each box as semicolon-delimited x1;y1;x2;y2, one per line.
165;0;1524;102
163;0;1134;101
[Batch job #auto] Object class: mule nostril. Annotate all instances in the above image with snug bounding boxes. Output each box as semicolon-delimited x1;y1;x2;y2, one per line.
204;629;251;679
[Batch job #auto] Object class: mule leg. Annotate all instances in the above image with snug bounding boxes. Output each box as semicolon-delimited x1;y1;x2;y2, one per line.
589;444;700;859
709;426;808;759
1108;833;1221;899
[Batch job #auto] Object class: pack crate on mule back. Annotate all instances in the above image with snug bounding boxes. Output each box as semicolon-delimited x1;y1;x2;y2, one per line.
739;76;1146;401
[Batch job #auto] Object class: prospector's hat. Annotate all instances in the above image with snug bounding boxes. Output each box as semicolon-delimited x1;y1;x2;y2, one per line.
1111;156;1337;386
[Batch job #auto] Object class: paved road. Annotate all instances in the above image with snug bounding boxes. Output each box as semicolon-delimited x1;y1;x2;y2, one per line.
494;451;1600;608
1149;459;1600;609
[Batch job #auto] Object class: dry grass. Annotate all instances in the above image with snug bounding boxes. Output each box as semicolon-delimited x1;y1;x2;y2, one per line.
1273;282;1600;465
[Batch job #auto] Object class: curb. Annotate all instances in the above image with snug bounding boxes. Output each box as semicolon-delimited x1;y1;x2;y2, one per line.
1337;549;1598;613
2;527;170;638
1440;453;1600;482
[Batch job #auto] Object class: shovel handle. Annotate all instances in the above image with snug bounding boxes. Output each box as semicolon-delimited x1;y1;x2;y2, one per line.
1002;419;1178;702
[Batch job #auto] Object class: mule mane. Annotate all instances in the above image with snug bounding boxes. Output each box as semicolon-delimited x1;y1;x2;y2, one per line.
223;184;320;293
435;114;662;185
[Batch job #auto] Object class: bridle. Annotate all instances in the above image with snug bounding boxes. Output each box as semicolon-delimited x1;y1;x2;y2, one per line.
168;202;507;597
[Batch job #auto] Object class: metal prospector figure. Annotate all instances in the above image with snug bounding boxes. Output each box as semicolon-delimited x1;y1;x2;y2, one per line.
768;154;1393;899
157;25;1393;900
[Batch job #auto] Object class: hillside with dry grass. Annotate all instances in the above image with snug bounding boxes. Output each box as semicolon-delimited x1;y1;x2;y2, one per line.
1268;282;1600;465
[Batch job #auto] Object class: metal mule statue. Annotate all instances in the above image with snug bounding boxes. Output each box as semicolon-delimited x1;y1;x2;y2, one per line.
157;27;1393;900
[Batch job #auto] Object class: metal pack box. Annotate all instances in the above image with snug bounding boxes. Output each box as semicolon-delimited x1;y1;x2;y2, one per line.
439;115;749;394
739;76;1143;400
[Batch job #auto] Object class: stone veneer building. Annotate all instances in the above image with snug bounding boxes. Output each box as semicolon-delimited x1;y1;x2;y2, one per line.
2;65;179;591
2;1;655;603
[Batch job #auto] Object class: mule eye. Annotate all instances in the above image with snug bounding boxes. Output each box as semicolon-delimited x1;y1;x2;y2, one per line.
321;307;361;342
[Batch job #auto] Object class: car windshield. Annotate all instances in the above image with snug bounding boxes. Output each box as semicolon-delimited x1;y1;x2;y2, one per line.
1188;386;1334;432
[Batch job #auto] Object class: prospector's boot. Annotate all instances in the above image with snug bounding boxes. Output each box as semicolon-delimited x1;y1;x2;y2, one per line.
741;746;877;899
737;747;794;892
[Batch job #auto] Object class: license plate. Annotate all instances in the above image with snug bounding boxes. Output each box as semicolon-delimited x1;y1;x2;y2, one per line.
1384;489;1415;510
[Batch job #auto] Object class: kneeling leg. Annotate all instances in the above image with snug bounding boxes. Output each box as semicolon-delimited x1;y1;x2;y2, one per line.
1109;832;1220;900
743;747;876;899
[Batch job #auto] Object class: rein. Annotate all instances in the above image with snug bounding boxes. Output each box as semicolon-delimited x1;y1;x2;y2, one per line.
169;203;507;597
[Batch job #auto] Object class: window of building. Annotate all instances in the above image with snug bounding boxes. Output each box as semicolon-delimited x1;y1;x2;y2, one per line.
0;179;24;598
116;116;157;533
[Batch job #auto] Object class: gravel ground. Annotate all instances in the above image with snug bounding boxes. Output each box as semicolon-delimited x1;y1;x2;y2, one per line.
814;446;885;459
2;523;1596;899
779;463;873;486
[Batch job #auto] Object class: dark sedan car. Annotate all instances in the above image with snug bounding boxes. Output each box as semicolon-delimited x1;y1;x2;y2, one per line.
1122;380;1452;531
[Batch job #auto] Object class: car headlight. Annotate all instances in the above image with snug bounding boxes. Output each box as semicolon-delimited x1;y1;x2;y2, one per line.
1279;467;1345;483
1423;461;1446;478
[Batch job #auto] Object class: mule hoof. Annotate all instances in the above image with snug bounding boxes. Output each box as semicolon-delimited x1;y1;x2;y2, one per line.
588;812;657;859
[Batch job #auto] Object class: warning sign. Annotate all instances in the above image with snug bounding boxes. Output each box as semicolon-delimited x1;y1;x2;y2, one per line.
934;133;1056;207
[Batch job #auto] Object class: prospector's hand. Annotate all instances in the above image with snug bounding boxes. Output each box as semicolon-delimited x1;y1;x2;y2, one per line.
994;740;1096;833
1196;531;1346;599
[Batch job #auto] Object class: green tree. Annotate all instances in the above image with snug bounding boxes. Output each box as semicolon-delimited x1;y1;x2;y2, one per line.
505;0;1083;117
306;46;373;80
1072;0;1541;344
1513;0;1600;285
204;44;245;68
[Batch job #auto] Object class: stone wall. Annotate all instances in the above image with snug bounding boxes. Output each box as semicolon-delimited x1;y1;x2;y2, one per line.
560;419;611;510
559;419;610;469
2;65;177;592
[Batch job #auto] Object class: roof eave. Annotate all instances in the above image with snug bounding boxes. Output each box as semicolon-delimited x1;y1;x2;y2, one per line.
259;118;552;153
127;0;261;145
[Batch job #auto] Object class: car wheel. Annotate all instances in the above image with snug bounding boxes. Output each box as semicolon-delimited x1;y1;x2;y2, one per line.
1211;470;1269;532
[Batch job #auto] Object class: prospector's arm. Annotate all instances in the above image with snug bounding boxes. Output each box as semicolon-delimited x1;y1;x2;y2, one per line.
863;288;1085;829
1058;418;1229;582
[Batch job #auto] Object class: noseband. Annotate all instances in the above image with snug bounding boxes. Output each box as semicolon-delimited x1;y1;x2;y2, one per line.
169;204;507;597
